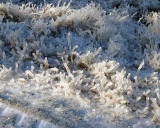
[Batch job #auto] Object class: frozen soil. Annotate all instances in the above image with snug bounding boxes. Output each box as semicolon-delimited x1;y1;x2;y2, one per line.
0;102;60;128
0;0;160;127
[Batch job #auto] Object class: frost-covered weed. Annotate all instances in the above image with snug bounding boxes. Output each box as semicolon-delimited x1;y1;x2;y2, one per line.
0;65;12;80
76;47;101;69
146;51;160;72
141;12;160;72
0;0;160;127
151;92;160;123
146;12;160;36
38;0;72;19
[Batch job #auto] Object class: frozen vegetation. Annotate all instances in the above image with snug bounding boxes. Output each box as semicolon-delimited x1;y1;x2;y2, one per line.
0;0;160;127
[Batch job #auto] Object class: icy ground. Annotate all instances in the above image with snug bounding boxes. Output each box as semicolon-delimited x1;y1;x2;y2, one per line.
0;0;160;127
0;102;60;128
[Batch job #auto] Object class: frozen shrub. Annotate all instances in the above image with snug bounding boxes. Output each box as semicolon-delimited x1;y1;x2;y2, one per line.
151;94;160;123
0;0;160;126
0;2;33;22
32;19;48;33
76;47;101;69
31;71;51;85
131;71;160;120
50;2;106;36
67;48;133;117
38;0;72;19
146;12;160;35
143;13;160;72
146;51;160;72
0;65;12;80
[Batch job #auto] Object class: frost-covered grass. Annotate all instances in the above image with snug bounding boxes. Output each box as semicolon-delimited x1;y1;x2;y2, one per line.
0;0;160;127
